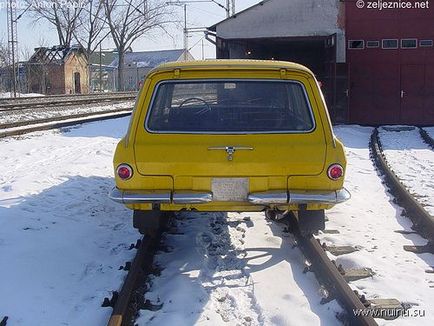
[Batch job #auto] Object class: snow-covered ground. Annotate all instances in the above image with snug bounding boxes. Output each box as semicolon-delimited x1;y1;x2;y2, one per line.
0;120;433;325
0;101;134;126
0;92;44;98
137;212;341;326
378;127;434;216
319;126;434;325
0;118;138;325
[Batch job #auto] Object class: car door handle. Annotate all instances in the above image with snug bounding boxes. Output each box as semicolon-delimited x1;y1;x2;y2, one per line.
401;90;405;98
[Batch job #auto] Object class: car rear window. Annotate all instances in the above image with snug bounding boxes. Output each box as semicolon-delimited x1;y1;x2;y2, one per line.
146;80;314;133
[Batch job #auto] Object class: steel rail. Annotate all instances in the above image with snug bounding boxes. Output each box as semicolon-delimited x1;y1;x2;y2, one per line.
0;110;132;138
107;236;154;326
370;128;434;240
296;233;377;325
419;127;434;150
0;107;132;130
0;94;136;112
107;214;170;326
0;91;136;104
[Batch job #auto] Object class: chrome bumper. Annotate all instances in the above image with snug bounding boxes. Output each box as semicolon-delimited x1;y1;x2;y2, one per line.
109;187;350;205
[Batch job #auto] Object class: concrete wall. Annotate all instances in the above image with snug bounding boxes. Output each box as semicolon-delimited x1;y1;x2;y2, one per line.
215;0;346;62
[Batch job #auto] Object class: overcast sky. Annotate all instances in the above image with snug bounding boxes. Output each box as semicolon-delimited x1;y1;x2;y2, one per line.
0;0;261;60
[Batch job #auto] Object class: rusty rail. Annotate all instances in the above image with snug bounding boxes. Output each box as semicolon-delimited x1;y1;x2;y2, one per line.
370;128;434;240
291;218;377;326
419;128;434;150
0;110;132;138
107;236;154;326
0;92;136;112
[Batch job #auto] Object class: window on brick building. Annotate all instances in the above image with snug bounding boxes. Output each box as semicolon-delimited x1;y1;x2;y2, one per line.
401;39;417;48
419;40;433;47
366;41;380;48
382;39;398;49
348;40;364;49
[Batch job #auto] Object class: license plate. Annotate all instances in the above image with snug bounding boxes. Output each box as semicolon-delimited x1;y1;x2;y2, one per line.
212;178;249;201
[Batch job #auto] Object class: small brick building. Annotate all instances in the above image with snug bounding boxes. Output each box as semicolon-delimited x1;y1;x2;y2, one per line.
27;46;89;95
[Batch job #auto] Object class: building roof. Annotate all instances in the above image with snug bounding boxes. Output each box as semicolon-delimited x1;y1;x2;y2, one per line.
208;0;271;31
208;0;341;39
89;51;118;66
29;45;86;64
109;49;186;68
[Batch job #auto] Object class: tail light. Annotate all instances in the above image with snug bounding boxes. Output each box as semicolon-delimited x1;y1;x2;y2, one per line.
116;164;133;180
327;164;344;180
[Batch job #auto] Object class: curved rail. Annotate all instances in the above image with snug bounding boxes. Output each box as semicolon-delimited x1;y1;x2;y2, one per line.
289;216;377;326
419;128;434;150
370;128;434;240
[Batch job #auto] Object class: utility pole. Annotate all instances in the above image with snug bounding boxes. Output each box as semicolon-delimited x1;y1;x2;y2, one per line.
99;43;103;92
183;4;188;60
167;0;234;58
7;0;18;98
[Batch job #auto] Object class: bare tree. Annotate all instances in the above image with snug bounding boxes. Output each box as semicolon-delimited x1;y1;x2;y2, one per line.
74;0;109;56
28;1;84;48
103;0;172;90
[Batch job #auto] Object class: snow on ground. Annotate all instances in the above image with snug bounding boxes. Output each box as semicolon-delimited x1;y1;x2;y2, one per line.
0;101;134;125
0;117;138;325
1;120;433;325
0;92;44;98
137;212;341;326
319;126;434;326
378;127;434;216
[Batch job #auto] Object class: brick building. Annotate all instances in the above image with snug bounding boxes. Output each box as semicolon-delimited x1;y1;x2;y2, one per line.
208;0;434;125
27;45;89;95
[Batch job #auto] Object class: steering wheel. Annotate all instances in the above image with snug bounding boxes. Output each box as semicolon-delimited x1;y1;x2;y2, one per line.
178;97;211;114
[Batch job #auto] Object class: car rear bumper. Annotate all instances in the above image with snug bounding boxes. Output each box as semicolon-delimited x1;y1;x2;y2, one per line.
109;187;351;205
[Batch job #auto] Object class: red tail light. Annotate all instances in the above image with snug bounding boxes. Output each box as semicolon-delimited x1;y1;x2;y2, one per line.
327;164;344;180
116;164;133;180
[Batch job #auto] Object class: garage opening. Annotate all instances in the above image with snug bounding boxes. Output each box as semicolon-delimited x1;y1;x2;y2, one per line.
216;35;348;122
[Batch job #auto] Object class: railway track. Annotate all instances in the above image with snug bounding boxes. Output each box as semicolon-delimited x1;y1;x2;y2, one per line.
0;92;136;111
290;218;377;326
105;216;170;326
1;114;430;323
0;109;132;138
419;127;434;150
0;92;135;138
104;211;379;326
370;127;434;241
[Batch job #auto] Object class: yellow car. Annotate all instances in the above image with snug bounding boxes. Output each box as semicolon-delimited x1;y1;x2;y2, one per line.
109;60;350;235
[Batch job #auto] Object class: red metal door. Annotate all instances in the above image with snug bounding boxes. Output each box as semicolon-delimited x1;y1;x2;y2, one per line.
349;63;400;124
424;65;434;125
348;64;374;124
400;65;425;124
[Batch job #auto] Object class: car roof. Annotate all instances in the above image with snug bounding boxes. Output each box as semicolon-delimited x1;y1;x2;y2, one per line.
150;59;314;75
